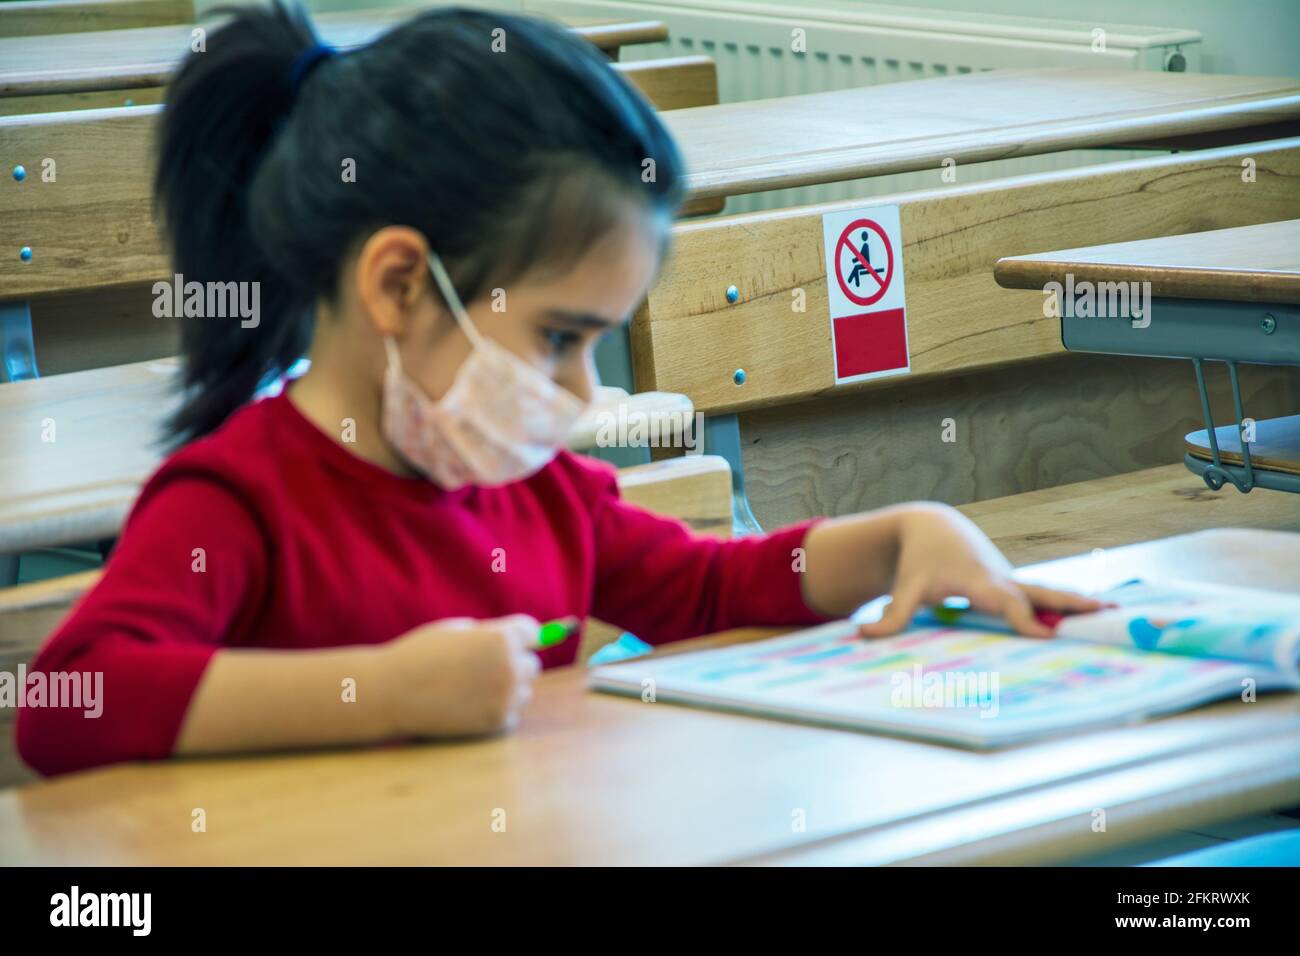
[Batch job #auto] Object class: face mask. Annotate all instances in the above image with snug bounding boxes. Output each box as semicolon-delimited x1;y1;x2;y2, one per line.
380;250;589;489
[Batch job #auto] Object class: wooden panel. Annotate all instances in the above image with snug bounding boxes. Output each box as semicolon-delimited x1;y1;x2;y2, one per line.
995;219;1300;304
1;531;1296;864
0;85;162;117
0;0;193;38
662;69;1300;201
0;8;664;96
618;55;716;112
1185;415;1300;475
633;139;1300;415
30;284;176;374
738;353;1300;528
0;108;161;297
613;454;731;536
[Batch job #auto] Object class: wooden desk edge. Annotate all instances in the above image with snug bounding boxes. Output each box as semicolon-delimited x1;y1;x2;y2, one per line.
994;257;1300;305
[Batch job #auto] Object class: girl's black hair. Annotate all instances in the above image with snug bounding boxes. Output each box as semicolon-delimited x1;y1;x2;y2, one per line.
155;1;684;444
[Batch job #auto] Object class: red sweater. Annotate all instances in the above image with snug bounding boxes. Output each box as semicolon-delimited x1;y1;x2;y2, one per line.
16;391;827;776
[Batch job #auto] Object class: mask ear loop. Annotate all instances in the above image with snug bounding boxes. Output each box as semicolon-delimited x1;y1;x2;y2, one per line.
426;251;487;350
382;334;403;371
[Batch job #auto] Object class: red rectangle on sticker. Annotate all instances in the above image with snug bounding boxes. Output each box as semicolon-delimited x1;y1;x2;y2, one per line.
832;308;908;379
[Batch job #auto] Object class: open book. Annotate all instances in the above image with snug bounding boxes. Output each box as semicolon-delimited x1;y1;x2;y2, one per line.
588;579;1300;748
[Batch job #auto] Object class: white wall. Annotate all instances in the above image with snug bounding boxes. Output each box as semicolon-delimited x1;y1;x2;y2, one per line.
198;0;1299;79
870;0;1299;76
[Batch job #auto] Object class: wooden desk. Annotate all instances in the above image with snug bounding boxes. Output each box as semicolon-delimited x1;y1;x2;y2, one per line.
1;528;1295;866
0;8;667;97
663;69;1300;201
994;219;1300;305
994;220;1300;493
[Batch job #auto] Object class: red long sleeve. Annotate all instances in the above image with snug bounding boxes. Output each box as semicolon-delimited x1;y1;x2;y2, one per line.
15;392;829;776
585;465;829;641
15;476;267;776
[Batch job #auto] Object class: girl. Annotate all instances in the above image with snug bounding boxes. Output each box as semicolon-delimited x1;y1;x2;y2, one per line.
17;3;1097;776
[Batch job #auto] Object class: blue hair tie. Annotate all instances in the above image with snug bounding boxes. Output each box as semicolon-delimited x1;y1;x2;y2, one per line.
288;42;336;93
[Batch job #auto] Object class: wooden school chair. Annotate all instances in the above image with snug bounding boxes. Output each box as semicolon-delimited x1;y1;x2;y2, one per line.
0;451;734;788
0;0;193;38
0;6;670;116
994;219;1300;494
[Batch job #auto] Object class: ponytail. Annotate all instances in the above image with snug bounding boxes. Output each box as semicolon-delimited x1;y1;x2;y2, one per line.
154;2;322;445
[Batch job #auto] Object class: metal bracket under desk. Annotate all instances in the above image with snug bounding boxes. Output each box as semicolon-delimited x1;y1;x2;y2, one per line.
1;300;39;382
1;300;39;586
1061;298;1299;495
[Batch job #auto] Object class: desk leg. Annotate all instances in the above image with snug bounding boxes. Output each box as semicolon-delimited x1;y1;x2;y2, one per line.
1191;358;1257;493
1;300;38;382
703;415;763;536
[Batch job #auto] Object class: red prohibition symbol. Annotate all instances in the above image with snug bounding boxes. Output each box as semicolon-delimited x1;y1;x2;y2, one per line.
834;218;894;308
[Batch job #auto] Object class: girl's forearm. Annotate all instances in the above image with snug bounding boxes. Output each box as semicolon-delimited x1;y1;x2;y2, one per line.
174;644;394;755
799;504;916;617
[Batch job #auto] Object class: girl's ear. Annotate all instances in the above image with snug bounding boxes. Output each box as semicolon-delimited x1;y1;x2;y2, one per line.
354;226;433;338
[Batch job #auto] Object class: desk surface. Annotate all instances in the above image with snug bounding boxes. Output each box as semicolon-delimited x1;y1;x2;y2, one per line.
0;7;666;95
994;219;1300;305
663;69;1300;200
1;527;1296;866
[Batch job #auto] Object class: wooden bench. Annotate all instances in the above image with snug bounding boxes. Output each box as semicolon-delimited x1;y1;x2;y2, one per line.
624;138;1300;526
7;74;1300;531
0;6;669;114
0;0;193;38
994;219;1300;494
0;360;700;556
0;451;733;787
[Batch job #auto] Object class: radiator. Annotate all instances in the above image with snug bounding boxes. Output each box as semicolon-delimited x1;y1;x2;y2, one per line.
527;0;1203;212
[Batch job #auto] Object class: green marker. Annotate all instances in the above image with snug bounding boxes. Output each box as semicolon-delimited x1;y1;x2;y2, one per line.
538;619;577;647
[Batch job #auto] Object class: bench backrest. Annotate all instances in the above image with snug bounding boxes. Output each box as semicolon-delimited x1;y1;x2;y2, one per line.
0;54;718;300
0;0;193;38
631;137;1300;415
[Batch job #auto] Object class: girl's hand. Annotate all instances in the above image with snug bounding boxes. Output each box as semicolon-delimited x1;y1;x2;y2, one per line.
376;614;543;738
859;504;1103;638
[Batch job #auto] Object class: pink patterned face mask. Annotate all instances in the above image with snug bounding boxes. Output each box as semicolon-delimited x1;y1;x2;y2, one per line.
380;251;588;490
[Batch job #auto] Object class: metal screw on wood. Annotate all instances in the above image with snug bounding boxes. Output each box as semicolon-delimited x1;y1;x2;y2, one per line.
1260;314;1276;335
